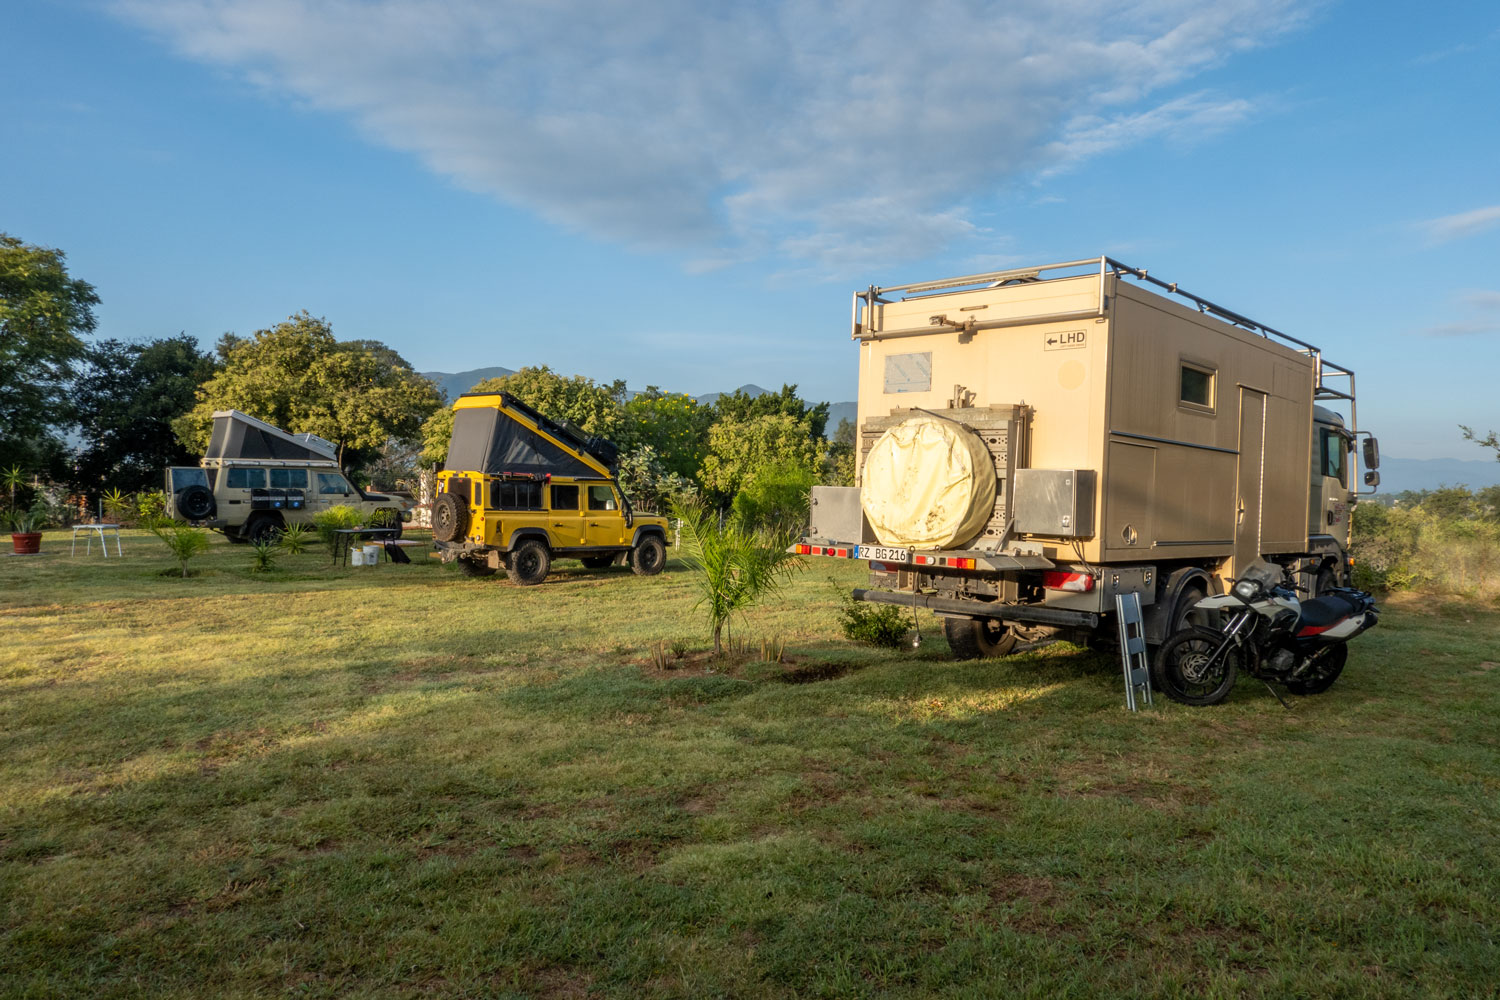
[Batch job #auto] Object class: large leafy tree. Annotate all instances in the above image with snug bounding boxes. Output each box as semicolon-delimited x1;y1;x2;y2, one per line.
622;388;714;479
712;384;829;440
71;335;217;494
0;233;100;469
176;312;441;468
699;412;824;499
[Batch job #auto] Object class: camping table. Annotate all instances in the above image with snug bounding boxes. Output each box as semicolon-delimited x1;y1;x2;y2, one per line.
71;523;123;557
331;527;402;567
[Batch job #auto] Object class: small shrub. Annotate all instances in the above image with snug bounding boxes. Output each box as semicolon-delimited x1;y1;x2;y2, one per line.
149;522;211;578
250;540;278;573
648;640;671;670
135;490;167;526
312;505;363;559
101;488;131;524
833;581;910;648
278;523;314;555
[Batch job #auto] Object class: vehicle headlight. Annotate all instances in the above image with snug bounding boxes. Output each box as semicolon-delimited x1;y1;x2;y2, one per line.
1232;579;1258;601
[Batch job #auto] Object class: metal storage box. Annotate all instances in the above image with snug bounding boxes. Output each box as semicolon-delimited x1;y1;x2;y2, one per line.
1012;469;1096;538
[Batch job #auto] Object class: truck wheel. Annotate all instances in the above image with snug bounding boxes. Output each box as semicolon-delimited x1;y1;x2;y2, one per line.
177;484;215;521
630;536;666;576
245;515;284;545
943;617;1017;659
459;557;497;577
1171;585;1206;632
432;493;469;543
506;539;550;586
581;555;616;569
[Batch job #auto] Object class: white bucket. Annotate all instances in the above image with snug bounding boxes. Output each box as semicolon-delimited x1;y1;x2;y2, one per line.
364;544;381;565
350;549;365;566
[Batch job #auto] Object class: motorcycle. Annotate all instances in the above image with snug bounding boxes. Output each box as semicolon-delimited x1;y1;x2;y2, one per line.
1153;561;1379;706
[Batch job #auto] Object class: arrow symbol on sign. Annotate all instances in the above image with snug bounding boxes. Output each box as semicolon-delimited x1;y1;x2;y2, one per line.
1046;337;1057;345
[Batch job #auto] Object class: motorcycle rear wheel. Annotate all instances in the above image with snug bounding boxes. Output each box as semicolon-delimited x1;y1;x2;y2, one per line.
1153;627;1242;706
1286;644;1347;695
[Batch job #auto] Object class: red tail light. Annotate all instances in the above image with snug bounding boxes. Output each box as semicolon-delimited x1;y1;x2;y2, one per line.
1042;571;1095;592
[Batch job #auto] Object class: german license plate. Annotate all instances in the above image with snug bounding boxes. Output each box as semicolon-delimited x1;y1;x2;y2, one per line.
863;545;911;564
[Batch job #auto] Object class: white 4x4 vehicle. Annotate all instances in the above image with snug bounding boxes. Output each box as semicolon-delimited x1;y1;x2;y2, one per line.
166;410;412;544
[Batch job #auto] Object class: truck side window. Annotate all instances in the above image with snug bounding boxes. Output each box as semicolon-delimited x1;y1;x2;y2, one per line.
588;486;617;511
1179;363;1215;409
270;468;308;489
490;481;543;510
550;484;580;511
1321;429;1347;487
317;472;352;495
226;468;265;489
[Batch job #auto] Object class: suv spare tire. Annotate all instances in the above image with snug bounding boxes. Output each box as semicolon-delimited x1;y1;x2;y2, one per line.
432;492;469;543
177;484;216;521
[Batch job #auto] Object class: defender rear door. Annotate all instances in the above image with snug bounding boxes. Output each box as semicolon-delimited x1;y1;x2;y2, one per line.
547;483;586;549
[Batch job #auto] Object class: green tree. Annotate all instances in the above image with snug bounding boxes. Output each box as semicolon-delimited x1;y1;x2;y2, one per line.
0;233;100;469
822;417;857;487
712;384;829;440
730;460;815;533
622;389;714;479
1461;425;1499;460
71;335;217;494
699;413;824;499
176;313;441;469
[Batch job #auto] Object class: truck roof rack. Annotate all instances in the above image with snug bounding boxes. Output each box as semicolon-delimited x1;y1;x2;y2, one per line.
854;256;1356;410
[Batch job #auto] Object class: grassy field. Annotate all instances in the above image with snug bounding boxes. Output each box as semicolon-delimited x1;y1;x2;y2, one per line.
2;529;1498;999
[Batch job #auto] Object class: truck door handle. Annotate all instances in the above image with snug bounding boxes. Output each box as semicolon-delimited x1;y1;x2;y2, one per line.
552;522;566;527
588;521;601;527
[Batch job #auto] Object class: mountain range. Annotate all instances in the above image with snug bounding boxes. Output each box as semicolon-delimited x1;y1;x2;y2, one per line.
419;367;1498;494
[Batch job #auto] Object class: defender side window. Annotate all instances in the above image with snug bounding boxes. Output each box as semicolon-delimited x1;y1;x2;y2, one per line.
588;486;617;511
551;484;580;511
226;468;265;489
490;481;543;510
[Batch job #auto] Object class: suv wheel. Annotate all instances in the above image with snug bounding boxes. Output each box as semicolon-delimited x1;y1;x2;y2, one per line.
506;539;551;586
245;515;284;545
630;535;666;576
432;493;469;543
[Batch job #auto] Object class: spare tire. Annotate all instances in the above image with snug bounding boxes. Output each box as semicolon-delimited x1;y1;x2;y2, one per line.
431;492;470;543
177;484;216;521
861;415;995;549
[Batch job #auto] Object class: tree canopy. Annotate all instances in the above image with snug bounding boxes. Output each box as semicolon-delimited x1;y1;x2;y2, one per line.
712;384;829;440
72;335;217;494
176;312;441;467
699;412;825;498
0;233;99;469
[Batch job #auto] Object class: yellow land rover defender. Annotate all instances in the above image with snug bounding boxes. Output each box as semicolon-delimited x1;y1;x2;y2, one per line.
432;393;670;585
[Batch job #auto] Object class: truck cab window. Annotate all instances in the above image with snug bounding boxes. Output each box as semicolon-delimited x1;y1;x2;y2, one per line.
588;486;617;511
317;472;353;495
1321;429;1347;487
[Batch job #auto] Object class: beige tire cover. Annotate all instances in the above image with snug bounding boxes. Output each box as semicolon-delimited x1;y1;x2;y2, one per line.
861;415;996;549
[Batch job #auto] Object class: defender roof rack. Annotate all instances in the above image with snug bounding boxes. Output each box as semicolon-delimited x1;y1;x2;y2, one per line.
852;255;1356;413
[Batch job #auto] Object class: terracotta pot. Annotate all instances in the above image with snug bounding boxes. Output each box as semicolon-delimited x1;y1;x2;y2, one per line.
11;532;41;554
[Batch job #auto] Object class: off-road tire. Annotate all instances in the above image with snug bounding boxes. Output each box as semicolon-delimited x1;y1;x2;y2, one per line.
1286;643;1347;695
245;515;284;546
432;493;469;543
630;535;666;576
943;617;1018;659
177;484;215;521
1153;626;1241;706
506;539;551;586
459;557;498;578
581;555;616;569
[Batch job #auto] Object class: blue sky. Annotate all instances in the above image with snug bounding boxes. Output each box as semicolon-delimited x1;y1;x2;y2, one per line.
4;0;1499;459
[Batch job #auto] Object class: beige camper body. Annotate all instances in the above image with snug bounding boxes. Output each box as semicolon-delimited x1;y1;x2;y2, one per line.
805;257;1374;650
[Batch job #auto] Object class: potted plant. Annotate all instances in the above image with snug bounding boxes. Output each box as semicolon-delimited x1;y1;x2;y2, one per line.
9;501;48;554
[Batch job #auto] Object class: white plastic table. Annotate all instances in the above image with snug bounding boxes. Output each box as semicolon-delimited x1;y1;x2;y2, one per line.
71;523;123;557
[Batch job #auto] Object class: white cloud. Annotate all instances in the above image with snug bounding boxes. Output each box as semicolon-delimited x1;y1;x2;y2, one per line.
1419;206;1500;245
1463;290;1500;310
114;0;1314;271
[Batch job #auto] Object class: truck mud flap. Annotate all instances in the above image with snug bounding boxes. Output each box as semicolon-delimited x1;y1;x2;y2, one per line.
851;589;1099;629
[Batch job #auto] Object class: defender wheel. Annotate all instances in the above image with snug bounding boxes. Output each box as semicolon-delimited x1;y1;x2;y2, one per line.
245;515;284;545
630;536;666;576
1286;644;1347;695
432;493;469;543
459;557;497;578
1153;627;1241;706
506;539;551;586
177;484;215;521
581;555;616;569
943;617;1018;659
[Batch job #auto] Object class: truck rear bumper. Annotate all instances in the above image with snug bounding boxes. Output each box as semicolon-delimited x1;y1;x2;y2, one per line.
852;588;1099;629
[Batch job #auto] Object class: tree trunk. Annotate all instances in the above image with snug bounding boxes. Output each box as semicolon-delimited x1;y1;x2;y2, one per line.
712;622;723;656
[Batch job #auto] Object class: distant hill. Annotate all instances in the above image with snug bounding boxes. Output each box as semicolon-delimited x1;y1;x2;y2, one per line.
420;367;515;402
1375;456;1500;494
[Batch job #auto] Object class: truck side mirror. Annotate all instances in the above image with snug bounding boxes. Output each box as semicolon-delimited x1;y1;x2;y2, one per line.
1362;437;1380;470
1364;470;1380;488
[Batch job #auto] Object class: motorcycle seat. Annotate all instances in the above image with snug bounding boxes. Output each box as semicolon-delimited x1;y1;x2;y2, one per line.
1298;593;1364;628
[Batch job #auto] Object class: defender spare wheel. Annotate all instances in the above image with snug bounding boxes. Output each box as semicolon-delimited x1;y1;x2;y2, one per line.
432;493;469;543
177;484;216;521
862;415;995;549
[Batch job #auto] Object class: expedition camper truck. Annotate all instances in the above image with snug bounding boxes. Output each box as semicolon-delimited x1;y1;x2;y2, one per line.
165;409;413;543
800;257;1381;658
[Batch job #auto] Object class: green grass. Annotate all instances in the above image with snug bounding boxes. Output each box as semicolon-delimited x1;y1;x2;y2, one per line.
2;528;1499;998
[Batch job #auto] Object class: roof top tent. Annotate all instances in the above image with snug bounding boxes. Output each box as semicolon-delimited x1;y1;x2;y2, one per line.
204;410;339;464
446;392;621;479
